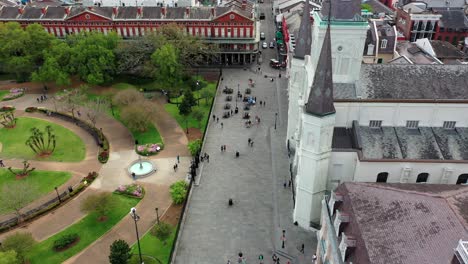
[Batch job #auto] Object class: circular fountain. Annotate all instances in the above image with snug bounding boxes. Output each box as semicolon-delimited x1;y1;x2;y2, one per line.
128;157;156;178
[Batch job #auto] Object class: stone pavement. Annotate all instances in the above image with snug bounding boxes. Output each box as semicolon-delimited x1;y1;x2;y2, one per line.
174;65;316;263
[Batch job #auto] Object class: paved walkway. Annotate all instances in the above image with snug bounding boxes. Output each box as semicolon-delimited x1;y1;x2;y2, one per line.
0;83;192;262
174;3;317;261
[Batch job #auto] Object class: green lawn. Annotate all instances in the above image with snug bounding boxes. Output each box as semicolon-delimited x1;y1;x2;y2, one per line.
0;90;9;100
26;194;140;264
164;82;216;133
0;117;86;162
0;169;71;214
130;224;176;264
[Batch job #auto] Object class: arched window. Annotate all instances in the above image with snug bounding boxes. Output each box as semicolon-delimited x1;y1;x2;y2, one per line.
376;172;388;183
456;174;468;185
416;173;429;183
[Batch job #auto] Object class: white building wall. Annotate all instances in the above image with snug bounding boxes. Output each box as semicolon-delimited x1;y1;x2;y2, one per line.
328;151;358;188
334;102;468;128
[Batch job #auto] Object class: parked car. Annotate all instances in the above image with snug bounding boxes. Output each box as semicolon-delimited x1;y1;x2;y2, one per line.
269;42;275;48
260;32;265;40
260;13;265;20
262;42;268;49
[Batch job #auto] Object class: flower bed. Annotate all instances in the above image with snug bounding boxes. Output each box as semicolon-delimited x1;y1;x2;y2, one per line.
114;184;145;199
25;106;38;113
136;143;164;156
0;105;15;112
2;88;25;101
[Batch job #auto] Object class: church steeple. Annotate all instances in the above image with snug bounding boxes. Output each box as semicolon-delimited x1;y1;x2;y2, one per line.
293;0;311;59
305;0;335;116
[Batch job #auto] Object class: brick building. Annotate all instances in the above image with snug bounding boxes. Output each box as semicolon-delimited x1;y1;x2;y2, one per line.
0;0;260;64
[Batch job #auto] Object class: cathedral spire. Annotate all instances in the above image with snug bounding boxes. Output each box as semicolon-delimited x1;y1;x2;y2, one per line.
305;0;335;116
293;0;311;59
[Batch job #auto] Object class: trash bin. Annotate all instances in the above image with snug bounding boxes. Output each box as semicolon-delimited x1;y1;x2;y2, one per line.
68;186;73;193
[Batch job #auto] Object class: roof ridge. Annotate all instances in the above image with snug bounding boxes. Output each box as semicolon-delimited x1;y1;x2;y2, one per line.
353;182;468;199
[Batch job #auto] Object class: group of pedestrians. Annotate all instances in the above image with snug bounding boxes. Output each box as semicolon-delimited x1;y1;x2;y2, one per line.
36;94;47;103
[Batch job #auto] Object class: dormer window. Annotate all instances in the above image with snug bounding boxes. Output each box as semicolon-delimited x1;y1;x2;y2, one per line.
380;39;388;49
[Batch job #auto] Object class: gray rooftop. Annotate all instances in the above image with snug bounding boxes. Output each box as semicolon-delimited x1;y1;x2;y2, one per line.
42;6;66;19
320;0;363;20
20;6;43;19
115;6;138;19
189;7;211;19
357;64;468;100
0;6;19;19
355;125;468;160
336;182;468;264
141;6;161;19
435;8;468;31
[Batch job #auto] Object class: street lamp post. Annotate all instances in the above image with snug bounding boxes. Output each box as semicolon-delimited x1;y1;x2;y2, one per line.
130;208;144;264
185;119;189;134
155;207;160;224
236;83;240;108
54;187;62;203
274;113;278;130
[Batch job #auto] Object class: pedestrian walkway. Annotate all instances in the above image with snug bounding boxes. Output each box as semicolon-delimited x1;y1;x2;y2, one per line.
174;66;316;263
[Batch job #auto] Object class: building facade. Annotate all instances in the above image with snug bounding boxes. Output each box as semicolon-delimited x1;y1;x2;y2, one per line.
0;0;260;64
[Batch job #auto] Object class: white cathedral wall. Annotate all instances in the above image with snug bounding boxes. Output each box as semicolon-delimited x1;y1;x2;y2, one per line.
353;160;468;184
334;102;468;128
328;151;358;189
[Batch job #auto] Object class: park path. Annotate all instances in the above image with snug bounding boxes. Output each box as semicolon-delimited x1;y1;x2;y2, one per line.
0;84;192;263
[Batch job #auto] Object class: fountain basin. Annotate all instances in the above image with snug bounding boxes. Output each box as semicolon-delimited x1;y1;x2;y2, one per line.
128;159;156;177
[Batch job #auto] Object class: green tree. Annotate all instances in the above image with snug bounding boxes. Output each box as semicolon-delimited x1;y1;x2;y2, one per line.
187;139;202;156
0;250;19;264
147;23;218;66
151;43;183;95
169;180;188;204
80;192;116;221
199;86;214;104
109;239;131;264
361;3;373;12
115;37;154;77
0;111;16;128
192;107;204;128
25;125;56;156
178;89;196;115
112;89;145;107
151;222;172;245
59;85;88;119
0;182;39;220
0;23;54;82
31;40;72;86
2;232;36;263
67;31;119;85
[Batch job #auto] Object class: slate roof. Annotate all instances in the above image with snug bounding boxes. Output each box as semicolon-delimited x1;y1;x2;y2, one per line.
189;7;211;20
321;0;362;20
356;125;468;160
435;8;468;31
165;7;186;19
357;64;468;100
431;40;466;59
335;182;468;264
115;6;138;19
293;0;311;59
305;10;335;116
141;6;161;19
0;6;19;19
20;6;43;19
42;6;66;19
0;0;15;7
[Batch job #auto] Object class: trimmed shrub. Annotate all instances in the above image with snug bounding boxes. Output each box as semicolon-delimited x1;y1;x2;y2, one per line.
53;233;79;251
24;107;37;113
0;105;15;112
169;180;188;204
187;139;202;156
150;222;172;244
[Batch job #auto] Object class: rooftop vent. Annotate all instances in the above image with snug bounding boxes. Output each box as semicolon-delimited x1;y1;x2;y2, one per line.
455;240;468;264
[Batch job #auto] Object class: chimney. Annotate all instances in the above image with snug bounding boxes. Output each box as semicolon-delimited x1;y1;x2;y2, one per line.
241;0;247;10
211;7;215;17
18;7;24;14
113;7;118;16
64;7;70;15
161;6;166;16
137;6;142;16
185;7;190;16
88;6;93;10
41;7;47;16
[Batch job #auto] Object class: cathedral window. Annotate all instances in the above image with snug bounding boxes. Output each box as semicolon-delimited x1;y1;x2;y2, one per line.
376;172;388;183
456;174;468;184
406;120;419;129
416;173;429;183
369;120;382;128
443;121;456;129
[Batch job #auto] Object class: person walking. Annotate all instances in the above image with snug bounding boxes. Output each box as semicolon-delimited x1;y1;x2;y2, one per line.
248;138;251;145
177;155;180;163
221;145;224;152
217;117;219;123
300;243;305;254
312;254;317;263
206;154;210;163
173;164;177;172
272;253;278;263
0;160;4;167
213;114;216;121
36;98;40;103
221;122;224;128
